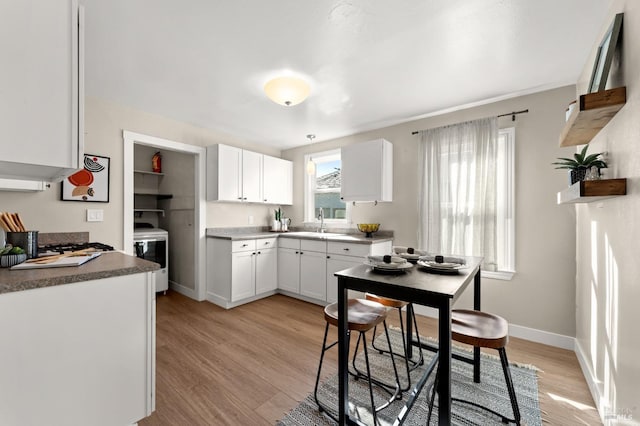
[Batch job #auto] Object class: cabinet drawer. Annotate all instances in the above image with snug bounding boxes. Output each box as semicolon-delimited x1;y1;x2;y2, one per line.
278;238;300;250
301;239;326;252
327;241;370;258
256;237;277;249
232;240;256;252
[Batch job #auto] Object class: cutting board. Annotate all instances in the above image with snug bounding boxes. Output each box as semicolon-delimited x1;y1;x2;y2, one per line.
11;252;102;270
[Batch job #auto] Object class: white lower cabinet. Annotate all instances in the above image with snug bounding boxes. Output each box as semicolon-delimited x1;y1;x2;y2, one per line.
299;247;327;300
0;272;155;426
207;237;278;308
278;245;301;293
279;237;392;305
326;240;392;303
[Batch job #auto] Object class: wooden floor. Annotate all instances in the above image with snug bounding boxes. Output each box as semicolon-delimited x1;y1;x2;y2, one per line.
139;291;601;425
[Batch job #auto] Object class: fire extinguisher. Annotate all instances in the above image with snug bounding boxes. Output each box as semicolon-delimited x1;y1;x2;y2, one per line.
152;152;162;173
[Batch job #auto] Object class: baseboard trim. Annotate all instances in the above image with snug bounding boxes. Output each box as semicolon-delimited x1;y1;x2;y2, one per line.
411;305;575;350
575;340;606;424
169;281;197;300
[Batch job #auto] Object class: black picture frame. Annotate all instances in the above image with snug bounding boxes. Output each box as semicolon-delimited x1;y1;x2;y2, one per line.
61;154;111;202
589;13;623;93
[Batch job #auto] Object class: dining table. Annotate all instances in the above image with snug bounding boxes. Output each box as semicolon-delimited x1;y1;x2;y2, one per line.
334;256;483;425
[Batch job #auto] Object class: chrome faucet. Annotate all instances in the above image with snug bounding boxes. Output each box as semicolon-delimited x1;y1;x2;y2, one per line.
317;209;325;233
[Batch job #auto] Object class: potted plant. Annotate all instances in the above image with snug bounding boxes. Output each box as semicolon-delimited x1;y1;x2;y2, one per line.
552;144;607;185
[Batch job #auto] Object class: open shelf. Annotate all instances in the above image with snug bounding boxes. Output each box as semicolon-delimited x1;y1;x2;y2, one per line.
557;178;627;204
134;208;165;217
559;87;626;147
134;192;173;200
134;169;164;176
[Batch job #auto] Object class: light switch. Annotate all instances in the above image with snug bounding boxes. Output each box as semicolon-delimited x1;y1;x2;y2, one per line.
87;209;104;222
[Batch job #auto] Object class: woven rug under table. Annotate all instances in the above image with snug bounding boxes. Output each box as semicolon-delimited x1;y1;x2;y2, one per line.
278;328;541;425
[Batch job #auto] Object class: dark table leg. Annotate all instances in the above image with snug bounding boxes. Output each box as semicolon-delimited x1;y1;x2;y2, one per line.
406;303;414;359
337;277;350;424
437;299;452;425
473;270;481;383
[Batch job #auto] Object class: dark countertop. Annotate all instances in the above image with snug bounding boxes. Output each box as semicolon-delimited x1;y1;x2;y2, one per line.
0;252;160;295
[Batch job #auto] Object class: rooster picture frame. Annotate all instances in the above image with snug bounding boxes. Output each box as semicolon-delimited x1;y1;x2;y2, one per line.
61;154;110;202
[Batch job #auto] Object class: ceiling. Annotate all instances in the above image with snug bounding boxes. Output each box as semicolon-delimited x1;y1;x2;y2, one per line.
84;0;610;150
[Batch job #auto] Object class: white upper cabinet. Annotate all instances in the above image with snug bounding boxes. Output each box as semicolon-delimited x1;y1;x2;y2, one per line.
207;144;261;202
241;149;263;203
262;155;292;205
340;139;393;202
0;0;84;183
207;144;292;205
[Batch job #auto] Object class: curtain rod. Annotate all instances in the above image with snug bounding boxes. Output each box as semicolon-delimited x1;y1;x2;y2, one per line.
411;109;529;135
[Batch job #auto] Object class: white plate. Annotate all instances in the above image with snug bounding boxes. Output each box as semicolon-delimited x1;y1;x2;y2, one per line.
366;261;413;271
416;260;465;270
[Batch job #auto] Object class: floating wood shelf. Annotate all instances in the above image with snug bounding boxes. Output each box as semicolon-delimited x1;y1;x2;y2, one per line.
133;208;165;217
557;178;627;204
559;87;626;147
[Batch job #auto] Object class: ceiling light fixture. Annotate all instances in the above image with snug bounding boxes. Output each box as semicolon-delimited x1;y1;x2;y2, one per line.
306;134;316;176
264;76;310;106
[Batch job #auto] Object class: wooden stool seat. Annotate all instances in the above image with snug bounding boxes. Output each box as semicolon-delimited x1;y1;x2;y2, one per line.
452;309;509;349
427;309;521;425
324;299;387;332
365;293;408;309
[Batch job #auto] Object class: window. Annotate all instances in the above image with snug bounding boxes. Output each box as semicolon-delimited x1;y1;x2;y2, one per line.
418;119;515;280
304;149;349;224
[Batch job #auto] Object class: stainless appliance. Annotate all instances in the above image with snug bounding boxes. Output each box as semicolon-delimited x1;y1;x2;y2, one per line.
133;228;169;293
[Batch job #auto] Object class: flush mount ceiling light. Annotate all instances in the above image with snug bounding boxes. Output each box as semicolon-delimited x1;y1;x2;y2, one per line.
306;134;316;175
264;76;310;106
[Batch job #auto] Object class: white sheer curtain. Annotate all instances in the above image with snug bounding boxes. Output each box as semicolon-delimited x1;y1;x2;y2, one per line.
417;117;498;269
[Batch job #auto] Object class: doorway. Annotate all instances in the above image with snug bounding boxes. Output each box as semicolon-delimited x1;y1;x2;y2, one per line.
123;131;207;301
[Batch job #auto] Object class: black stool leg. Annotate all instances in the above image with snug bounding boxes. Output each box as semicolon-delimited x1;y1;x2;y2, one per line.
499;348;521;425
360;332;380;425
409;304;425;368
313;323;330;414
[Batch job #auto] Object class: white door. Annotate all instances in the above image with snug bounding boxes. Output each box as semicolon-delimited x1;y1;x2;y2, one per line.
326;255;361;303
263;155;292;205
0;0;82;181
242;150;262;202
231;251;255;301
217;144;242;201
300;250;327;300
255;248;277;294
277;248;300;293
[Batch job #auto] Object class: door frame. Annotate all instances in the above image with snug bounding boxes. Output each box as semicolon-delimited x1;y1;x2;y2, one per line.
123;130;207;301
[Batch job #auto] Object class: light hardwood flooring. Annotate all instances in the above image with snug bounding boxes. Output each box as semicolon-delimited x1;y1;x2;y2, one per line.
139;291;601;425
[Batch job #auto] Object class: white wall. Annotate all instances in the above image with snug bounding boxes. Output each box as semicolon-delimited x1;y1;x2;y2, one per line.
283;86;579;338
0;96;283;250
574;2;640;424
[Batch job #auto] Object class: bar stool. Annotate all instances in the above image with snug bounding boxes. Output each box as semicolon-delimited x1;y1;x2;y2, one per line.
364;293;424;392
314;298;402;424
427;309;521;425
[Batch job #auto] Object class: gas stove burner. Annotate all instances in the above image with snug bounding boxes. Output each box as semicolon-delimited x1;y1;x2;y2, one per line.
38;242;115;256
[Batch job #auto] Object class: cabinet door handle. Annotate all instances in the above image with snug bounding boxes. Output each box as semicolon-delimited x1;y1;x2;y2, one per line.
264;242;269;245
242;243;248;247
327;255;331;259
257;251;261;254
237;197;243;200
295;251;299;254
343;248;350;251
300;252;304;255
243;197;247;200
264;199;267;202
252;252;256;255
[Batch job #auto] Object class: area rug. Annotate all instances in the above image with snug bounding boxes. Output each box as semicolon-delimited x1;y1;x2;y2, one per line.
278;328;541;425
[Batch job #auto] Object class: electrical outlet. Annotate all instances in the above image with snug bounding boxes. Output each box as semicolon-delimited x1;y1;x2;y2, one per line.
87;209;104;222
